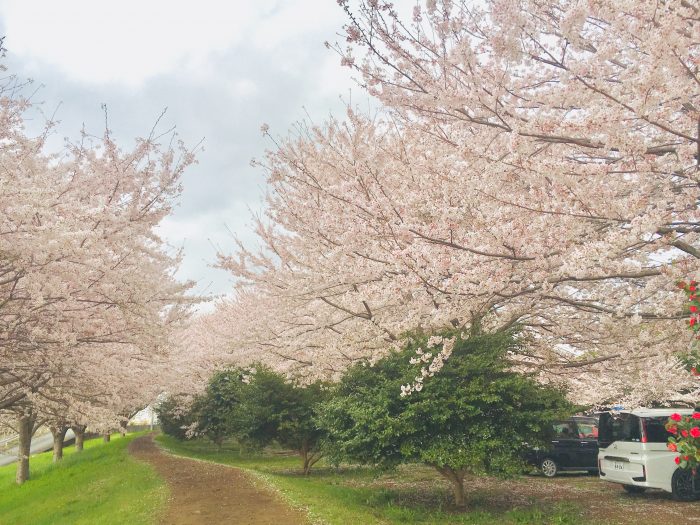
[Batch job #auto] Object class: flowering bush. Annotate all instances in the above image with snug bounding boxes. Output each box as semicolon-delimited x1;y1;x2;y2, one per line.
678;280;700;336
675;280;700;375
665;412;700;471
668;281;700;471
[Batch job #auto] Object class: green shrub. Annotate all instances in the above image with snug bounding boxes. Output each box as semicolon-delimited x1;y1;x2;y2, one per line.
317;330;574;507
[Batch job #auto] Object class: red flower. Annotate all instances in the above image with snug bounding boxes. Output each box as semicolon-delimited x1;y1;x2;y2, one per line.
691;305;698;313
692;368;700;376
690;427;700;438
691;280;697;286
690;317;697;327
671;413;683;422
668;442;678;452
684;456;690;460
692;412;700;419
681;430;689;438
668;425;678;435
691;285;697;292
675;456;681;464
691;295;697;300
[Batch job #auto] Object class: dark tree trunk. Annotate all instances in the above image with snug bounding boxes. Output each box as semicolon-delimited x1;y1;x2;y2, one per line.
71;425;86;452
119;420;128;437
16;414;36;485
103;432;111;443
50;425;68;463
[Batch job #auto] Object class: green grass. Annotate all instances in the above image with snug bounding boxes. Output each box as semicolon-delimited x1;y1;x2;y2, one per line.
0;433;167;525
157;435;585;525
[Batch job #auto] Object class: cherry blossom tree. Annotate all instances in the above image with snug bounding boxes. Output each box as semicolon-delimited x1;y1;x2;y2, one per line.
220;112;694;404
219;0;700;406
0;54;198;482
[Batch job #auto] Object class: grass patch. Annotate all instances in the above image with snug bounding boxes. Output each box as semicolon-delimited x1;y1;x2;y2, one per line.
157;435;587;525
0;433;167;525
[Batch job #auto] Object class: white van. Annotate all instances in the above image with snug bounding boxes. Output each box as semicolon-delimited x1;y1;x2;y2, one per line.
598;408;700;501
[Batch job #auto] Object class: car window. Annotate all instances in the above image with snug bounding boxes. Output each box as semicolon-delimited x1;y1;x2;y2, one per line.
576;422;598;439
552;421;577;439
599;413;642;445
643;417;671;443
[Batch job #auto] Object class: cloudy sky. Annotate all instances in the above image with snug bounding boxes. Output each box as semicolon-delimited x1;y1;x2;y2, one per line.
0;0;359;307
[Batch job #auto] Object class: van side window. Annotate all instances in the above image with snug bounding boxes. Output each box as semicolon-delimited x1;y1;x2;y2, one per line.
643;417;670;443
553;421;577;438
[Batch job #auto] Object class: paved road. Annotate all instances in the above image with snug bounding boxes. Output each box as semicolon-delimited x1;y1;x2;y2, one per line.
0;430;74;467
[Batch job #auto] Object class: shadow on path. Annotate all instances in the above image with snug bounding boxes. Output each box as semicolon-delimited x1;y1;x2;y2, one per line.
129;434;307;525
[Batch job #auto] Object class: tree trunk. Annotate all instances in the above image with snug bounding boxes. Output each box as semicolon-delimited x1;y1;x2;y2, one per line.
16;414;36;485
300;444;322;475
50;425;68;463
301;450;310;475
71;425;86;452
433;465;466;508
103;432;111;443
119;420;128;437
451;477;466;508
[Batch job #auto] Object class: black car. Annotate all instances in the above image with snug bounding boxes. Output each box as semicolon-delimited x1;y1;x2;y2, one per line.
525;416;599;477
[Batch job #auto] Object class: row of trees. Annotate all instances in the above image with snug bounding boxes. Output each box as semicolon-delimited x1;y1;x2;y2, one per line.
0;42;198;484
159;331;574;507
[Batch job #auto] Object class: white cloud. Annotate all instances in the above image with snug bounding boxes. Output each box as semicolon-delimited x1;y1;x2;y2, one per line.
0;0;360;299
252;0;345;50
0;0;259;86
229;78;257;98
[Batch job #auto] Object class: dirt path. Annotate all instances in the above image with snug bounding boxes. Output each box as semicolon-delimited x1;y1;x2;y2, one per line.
129;434;307;525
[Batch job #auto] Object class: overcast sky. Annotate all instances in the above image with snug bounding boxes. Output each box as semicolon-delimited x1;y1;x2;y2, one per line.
0;0;359;308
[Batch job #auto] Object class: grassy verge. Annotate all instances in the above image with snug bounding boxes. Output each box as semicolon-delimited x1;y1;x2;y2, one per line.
157;435;586;525
0;433;167;525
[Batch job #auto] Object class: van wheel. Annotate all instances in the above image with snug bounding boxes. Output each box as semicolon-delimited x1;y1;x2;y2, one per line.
671;469;700;502
540;458;558;478
622;485;646;494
